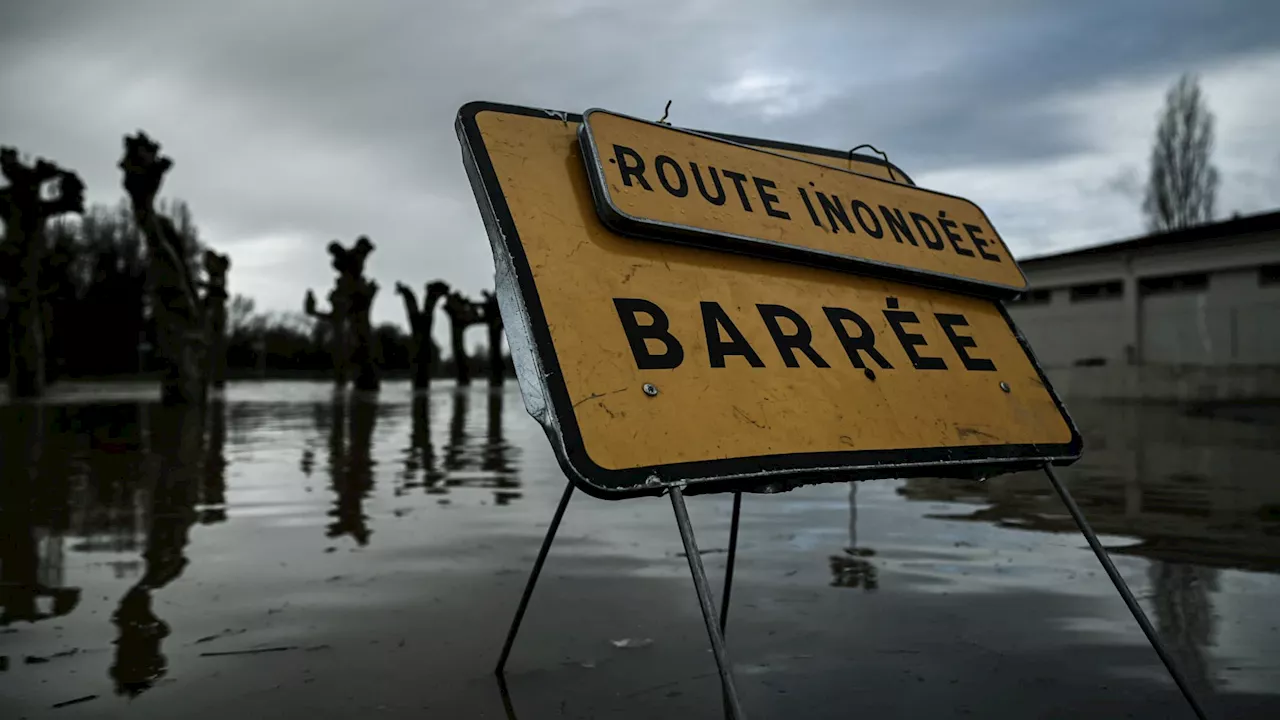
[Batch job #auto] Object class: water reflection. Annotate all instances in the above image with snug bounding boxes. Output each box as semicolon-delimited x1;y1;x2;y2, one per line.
899;468;1231;689
316;395;378;546
400;394;444;492
0;401;224;693
0;406;81;624
1150;561;1218;691
397;387;520;505
72;405;149;559
200;399;228;524
8;386;1277;712
894;401;1280;692
444;388;469;475
110;403;205;696
895;403;1280;573
2;384;528;696
483;390;520;506
828;481;877;590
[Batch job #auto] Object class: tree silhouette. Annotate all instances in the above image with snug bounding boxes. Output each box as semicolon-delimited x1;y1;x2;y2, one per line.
443;290;485;386
0;146;85;398
119;132;208;405
481;290;504;387
27;203;150;379
201;250;231;389
1142;74;1220;233
305;236;379;391
396;280;449;390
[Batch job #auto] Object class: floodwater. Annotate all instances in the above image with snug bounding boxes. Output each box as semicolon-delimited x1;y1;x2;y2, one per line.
1;381;1278;719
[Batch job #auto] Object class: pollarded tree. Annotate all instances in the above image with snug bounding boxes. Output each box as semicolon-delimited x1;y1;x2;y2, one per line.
0;147;85;398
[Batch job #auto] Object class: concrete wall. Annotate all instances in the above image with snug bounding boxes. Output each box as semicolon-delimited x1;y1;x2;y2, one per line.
1042;364;1280;402
1140;268;1280;365
1009;228;1280;370
1015;289;1130;365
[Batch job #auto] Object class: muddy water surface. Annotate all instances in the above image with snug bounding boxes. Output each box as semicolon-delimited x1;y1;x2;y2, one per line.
2;381;1278;718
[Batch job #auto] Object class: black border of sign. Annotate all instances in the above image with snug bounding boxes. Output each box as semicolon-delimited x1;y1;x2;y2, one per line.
578;107;1030;301
455;101;1081;501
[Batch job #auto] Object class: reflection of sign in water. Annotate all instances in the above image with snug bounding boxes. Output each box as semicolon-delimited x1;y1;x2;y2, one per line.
579;109;1028;298
457;103;1079;499
830;482;877;590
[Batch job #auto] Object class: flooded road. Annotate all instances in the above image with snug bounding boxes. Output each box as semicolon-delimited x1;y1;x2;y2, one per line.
2;381;1278;718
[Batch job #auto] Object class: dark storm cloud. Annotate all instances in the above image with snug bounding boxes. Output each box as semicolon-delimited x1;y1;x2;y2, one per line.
1;0;1277;335
763;0;1280;170
0;0;773;330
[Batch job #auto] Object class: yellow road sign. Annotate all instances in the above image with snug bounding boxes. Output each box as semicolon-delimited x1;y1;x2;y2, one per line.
580;108;1028;298
456;102;1079;499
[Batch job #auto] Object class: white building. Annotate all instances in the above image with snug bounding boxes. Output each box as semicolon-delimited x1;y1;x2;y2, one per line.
1007;210;1280;371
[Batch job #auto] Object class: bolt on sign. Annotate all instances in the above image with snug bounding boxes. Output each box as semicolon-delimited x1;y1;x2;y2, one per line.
579;108;1028;299
456;102;1080;500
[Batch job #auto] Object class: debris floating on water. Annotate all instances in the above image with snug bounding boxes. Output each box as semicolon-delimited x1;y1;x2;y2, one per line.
193;628;248;645
610;638;654;649
51;694;98;709
199;646;299;657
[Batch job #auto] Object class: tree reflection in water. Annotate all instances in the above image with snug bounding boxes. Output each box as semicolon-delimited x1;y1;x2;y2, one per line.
109;402;211;696
483;389;520;506
401;393;444;492
0;405;82;625
398;387;519;505
317;394;377;546
443;387;468;475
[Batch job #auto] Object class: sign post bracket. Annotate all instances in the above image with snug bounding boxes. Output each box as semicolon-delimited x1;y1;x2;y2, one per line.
1042;464;1212;720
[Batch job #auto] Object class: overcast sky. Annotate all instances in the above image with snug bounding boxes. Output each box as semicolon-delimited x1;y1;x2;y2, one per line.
3;0;1278;345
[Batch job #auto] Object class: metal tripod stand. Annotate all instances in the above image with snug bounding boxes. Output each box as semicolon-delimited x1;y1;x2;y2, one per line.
494;466;1211;720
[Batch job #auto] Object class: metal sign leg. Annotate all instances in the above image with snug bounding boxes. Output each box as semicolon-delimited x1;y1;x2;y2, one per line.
719;492;744;720
1042;464;1211;720
720;492;742;635
495;481;575;675
495;671;518;720
671;486;748;720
